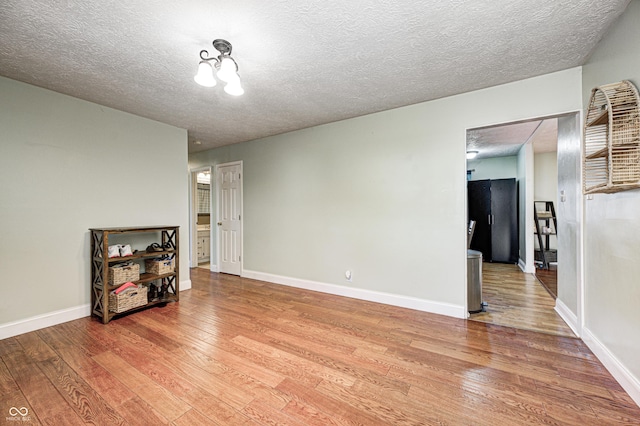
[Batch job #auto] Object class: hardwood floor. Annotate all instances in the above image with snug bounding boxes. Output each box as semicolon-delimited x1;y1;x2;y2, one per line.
535;265;558;299
470;262;575;338
1;268;639;424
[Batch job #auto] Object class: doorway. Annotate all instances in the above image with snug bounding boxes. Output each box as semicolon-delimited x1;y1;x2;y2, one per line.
466;112;581;337
531;123;560;298
215;161;243;275
190;167;213;270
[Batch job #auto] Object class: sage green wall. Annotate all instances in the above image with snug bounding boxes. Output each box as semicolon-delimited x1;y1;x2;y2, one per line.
581;0;640;383
468;154;530;269
190;67;582;312
467;156;517;181
0;76;190;327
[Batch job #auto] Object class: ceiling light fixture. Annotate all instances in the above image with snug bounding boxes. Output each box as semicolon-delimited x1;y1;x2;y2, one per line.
466;150;479;160
194;39;244;96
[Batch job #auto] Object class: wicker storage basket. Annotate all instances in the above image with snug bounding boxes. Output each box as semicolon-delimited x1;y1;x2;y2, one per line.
145;258;174;275
108;263;140;286
108;285;148;313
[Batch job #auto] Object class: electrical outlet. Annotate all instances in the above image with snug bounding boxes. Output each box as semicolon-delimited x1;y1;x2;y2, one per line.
345;270;352;282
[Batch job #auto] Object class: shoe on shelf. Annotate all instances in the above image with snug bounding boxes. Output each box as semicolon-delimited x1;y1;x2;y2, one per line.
108;245;121;258
120;244;133;257
146;243;163;253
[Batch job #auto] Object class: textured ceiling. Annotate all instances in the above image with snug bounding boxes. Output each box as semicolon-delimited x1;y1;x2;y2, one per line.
0;1;630;153
530;119;558;154
467;118;557;160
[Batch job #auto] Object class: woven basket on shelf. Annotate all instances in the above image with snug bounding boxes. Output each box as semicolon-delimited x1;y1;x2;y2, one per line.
108;263;140;286
108;285;148;313
145;258;174;275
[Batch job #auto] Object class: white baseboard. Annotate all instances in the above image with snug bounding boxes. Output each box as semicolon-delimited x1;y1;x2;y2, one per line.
241;269;466;319
180;279;192;291
554;298;580;337
1;279;193;341
0;304;91;341
582;327;640;408
518;259;535;274
210;264;219;272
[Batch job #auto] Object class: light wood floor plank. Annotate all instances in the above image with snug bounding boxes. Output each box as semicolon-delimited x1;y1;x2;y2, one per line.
0;337;86;425
0;357;42;425
92;350;191;422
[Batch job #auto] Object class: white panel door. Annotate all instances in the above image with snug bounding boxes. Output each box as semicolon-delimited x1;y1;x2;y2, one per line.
217;163;242;275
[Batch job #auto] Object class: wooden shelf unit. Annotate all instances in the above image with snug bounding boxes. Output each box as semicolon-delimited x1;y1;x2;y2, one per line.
534;201;557;270
90;226;179;323
583;80;640;194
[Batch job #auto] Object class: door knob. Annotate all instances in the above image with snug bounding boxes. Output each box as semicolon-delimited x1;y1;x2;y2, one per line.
217;222;222;226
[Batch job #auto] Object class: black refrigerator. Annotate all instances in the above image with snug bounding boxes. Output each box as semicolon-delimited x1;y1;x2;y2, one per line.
467;178;518;263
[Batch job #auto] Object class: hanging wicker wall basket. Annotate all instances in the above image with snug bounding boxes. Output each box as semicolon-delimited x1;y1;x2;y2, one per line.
583;80;640;194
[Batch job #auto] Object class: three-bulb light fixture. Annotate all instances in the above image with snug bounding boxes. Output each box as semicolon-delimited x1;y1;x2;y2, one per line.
194;39;244;96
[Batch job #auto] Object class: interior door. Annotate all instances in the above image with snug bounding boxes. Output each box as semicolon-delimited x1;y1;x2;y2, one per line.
217;163;242;275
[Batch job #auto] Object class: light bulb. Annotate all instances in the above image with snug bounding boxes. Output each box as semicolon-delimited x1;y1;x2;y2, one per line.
194;61;216;87
216;57;237;83
224;79;244;96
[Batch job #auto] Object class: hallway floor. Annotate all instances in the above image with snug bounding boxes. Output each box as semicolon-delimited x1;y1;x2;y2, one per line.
469;262;575;338
535;264;557;298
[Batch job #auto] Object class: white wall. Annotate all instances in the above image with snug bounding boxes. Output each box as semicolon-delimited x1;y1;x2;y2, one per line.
0;77;190;337
190;67;582;318
555;113;582;330
581;0;640;403
534;152;558;203
467;156;517;181
534;152;558;250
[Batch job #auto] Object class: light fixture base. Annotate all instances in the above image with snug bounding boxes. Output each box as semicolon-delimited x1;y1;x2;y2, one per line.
213;39;232;55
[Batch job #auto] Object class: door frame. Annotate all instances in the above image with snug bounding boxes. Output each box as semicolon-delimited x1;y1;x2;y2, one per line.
215;160;244;275
465;112;583;336
189;166;213;269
